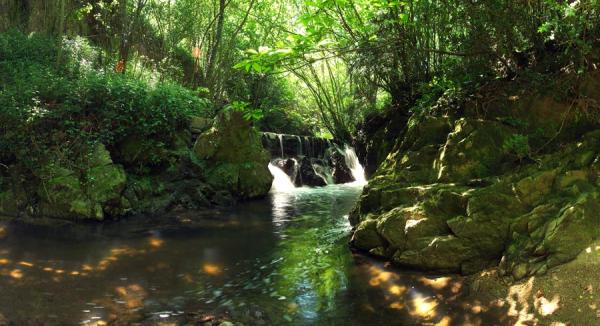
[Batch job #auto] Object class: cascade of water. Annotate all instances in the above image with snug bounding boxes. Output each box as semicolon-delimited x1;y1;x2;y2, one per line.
343;146;367;184
290;158;300;185
296;136;303;156
268;163;296;192
305;136;313;157
313;163;334;185
277;134;284;158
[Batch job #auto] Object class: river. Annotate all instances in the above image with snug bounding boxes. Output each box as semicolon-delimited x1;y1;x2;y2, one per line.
0;182;502;325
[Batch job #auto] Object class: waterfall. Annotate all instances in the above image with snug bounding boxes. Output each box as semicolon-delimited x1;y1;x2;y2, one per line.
268;163;296;192
313;163;334;185
344;146;367;184
277;134;284;158
296;135;303;156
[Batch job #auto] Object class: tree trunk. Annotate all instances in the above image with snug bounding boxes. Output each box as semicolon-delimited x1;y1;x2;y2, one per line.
205;0;226;94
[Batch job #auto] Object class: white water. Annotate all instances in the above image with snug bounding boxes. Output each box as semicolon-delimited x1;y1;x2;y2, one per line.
343;146;367;185
313;163;334;185
268;163;296;192
277;134;284;158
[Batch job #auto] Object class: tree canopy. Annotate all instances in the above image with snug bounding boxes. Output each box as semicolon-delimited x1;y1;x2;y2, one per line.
1;0;598;140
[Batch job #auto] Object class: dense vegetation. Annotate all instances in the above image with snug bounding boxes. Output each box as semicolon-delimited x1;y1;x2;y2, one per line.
0;0;597;209
0;1;599;325
0;31;211;172
2;0;598;141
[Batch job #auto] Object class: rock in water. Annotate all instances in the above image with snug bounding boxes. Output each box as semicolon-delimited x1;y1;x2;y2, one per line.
297;157;327;187
193;111;273;199
330;149;354;184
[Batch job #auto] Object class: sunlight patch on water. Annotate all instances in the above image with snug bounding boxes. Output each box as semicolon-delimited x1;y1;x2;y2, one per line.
202;263;222;275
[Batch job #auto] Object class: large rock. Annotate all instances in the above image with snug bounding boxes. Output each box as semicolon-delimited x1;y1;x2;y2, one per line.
330;149;354;184
193;111;273;199
37;144;127;220
350;111;600;277
513;169;558;206
297;157;328;186
542;192;600;267
436;119;514;182
392;235;478;272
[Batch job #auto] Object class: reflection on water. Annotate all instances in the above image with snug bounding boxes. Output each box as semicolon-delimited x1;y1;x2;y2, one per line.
0;184;505;325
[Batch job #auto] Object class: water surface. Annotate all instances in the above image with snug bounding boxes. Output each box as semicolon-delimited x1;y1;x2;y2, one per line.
0;184;501;325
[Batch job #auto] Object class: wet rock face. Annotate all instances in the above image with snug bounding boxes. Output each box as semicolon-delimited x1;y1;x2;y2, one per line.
194;111;273;200
299;157;328;187
350;110;600;278
35;144;128;221
0;112;275;221
261;132;357;186
330;150;354;184
354;107;411;177
261;133;333;159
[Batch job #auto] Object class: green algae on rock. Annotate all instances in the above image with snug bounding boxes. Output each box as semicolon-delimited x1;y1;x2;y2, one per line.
194;111;273;200
0;112;274;221
350;79;600;280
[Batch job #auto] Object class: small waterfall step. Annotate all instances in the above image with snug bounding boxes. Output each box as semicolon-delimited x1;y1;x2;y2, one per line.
261;132;334;159
261;132;366;190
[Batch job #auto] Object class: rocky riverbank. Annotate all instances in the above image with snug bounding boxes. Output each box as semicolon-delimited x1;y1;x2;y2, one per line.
0;111;273;222
350;72;600;280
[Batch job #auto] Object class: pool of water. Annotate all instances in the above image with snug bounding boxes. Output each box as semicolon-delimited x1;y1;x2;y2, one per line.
0;184;502;325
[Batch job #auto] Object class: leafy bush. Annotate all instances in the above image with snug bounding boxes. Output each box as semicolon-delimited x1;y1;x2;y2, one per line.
503;134;531;161
0;31;212;172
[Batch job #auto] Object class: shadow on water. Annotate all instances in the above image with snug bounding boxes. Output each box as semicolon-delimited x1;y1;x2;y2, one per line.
0;184;512;325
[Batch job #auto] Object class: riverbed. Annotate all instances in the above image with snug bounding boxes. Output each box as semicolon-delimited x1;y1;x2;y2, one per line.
0;183;504;325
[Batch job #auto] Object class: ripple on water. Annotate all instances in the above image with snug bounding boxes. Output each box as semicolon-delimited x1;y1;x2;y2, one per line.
0;184;501;325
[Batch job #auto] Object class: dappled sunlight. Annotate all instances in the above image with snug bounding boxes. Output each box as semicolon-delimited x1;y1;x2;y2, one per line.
0;244;151;285
409;294;439;319
202;263;222;275
367;265;399;287
9;269;23;279
115;284;147;309
506;277;537;325
389;285;407;296
18;261;34;267
434;316;452;326
419;276;452;290
389;301;404;309
535;295;560;316
148;237;164;249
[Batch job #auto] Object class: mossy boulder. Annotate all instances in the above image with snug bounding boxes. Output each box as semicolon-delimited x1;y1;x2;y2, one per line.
350;218;383;250
193;111;273;199
351;78;600;277
542;192;600;267
190;116;213;133
37;144;128;220
513;169;557;206
392;235;478;272
436;119;514;182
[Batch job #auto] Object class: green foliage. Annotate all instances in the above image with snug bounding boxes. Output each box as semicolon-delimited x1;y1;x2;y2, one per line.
413;77;466;114
224;101;264;122
503;134;531;160
0;31;211;172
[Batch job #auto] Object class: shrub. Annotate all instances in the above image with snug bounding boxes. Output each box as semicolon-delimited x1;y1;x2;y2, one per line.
0;31;212;173
503;134;531;161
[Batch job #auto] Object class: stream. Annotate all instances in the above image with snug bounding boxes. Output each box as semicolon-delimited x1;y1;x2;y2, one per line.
0;181;502;325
